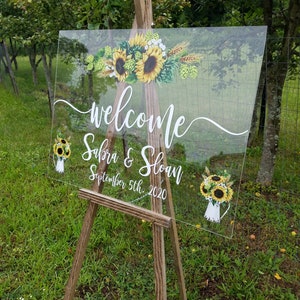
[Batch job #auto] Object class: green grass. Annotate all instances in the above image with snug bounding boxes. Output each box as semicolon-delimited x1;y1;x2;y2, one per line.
0;58;299;299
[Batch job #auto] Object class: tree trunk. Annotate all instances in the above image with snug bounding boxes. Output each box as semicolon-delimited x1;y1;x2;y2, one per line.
257;67;284;185
41;52;54;116
1;41;19;95
258;83;267;137
29;48;39;86
248;65;266;146
88;71;93;105
257;0;300;185
9;38;18;70
28;45;42;86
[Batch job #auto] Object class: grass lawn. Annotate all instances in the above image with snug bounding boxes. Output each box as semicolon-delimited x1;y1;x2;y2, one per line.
0;59;299;299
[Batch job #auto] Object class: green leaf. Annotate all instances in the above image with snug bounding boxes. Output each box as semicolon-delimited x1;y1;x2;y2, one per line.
88;23;100;30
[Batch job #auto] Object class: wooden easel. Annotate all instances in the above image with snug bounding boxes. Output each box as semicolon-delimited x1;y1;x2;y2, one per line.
64;1;186;299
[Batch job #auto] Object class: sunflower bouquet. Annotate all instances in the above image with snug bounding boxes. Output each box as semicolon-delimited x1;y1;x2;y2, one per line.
85;32;201;84
200;167;233;223
53;134;71;173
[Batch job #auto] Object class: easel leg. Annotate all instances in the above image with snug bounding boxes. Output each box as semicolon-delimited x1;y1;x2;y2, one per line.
134;0;168;297
153;224;167;299
64;202;98;299
145;82;167;299
161;145;187;300
169;220;187;300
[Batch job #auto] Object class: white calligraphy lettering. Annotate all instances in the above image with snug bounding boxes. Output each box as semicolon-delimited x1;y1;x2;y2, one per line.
55;86;248;150
89;165;126;188
140;145;183;184
82;134;119;164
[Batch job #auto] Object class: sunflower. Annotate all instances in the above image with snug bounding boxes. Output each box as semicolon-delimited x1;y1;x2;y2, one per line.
207;174;224;184
58;138;66;144
129;33;147;47
55;145;64;157
211;185;227;202
112;49;129;82
136;46;165;83
64;146;71;158
226;187;234;201
200;182;210;198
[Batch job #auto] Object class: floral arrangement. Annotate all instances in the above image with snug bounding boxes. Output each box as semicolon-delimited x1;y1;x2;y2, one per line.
53;134;71;173
85;31;201;84
200;167;233;223
200;167;233;204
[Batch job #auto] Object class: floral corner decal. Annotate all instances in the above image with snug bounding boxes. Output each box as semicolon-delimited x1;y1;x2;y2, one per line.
53;133;71;173
200;167;233;223
85;31;202;84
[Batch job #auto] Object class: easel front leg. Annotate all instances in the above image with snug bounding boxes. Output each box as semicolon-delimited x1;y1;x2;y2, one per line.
64;202;98;300
145;82;167;299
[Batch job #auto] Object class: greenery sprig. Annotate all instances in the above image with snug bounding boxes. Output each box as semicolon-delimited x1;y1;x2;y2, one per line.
85;32;201;84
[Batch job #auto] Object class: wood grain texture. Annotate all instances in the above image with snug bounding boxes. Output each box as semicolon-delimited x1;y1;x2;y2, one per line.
78;188;171;228
145;81;167;300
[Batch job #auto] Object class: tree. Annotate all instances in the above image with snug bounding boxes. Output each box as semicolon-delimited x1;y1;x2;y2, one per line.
256;0;300;185
183;0;225;27
0;0;22;93
187;0;300;186
223;0;300;185
2;0;82;110
0;40;19;94
226;0;300;185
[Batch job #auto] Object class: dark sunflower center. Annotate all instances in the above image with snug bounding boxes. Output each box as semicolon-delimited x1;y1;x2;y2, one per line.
116;58;125;75
202;186;208;194
212;176;221;181
57;147;63;155
144;56;157;74
214;189;224;199
61;139;66;144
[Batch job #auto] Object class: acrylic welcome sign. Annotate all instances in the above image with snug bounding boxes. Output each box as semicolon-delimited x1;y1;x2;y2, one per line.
49;27;267;237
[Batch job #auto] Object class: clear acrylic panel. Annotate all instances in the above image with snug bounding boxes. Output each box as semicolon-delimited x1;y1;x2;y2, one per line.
49;27;267;237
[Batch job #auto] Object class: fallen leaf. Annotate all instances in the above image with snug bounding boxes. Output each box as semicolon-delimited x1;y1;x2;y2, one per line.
199;279;209;288
274;273;282;280
250;234;256;240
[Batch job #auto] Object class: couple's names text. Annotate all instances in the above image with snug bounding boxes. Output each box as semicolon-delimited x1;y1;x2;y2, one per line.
82;135;183;185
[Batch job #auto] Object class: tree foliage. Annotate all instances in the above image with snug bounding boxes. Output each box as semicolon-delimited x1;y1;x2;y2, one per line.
1;0;300;185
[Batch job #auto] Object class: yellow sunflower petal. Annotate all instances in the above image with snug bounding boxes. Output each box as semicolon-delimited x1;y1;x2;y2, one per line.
136;46;165;83
129;33;147;47
211;185;227;202
113;49;128;81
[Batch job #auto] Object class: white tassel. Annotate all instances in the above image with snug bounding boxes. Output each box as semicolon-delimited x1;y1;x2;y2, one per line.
204;199;220;223
55;158;65;173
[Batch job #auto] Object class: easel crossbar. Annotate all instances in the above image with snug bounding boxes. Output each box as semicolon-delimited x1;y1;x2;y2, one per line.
78;188;171;228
